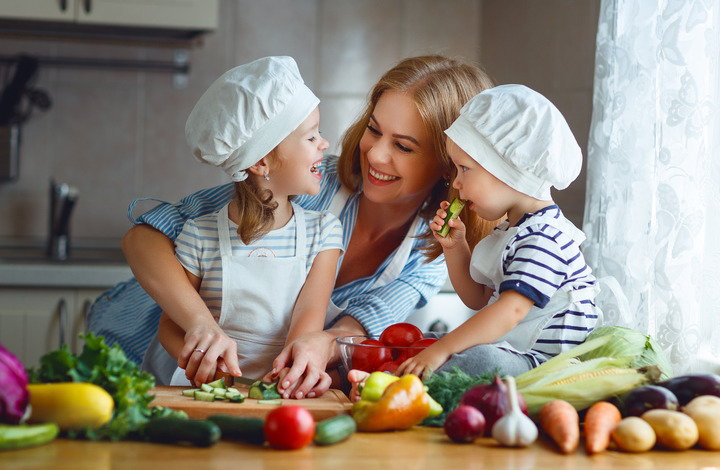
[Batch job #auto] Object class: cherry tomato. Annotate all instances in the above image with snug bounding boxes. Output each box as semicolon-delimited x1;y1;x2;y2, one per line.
375;360;401;375
264;405;315;450
379;323;424;348
404;337;438;359
352;339;392;372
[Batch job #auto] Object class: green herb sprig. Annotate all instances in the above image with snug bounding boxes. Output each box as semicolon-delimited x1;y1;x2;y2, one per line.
421;367;494;427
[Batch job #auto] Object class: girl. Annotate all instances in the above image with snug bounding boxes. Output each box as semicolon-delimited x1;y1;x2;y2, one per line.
397;85;601;379
157;56;343;385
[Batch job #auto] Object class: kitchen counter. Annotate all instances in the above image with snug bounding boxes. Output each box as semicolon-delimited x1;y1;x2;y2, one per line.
0;239;132;288
1;427;717;469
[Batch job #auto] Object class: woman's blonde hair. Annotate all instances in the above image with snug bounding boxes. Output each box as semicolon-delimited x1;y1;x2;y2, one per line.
337;55;501;260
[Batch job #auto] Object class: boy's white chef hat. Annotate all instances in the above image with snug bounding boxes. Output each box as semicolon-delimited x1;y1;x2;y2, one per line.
185;56;320;182
445;84;582;200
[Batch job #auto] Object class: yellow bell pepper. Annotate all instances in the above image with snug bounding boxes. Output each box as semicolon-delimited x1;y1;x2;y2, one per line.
352;374;430;432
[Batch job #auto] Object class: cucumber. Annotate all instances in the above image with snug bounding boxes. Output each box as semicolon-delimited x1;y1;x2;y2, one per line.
193;390;216;402
207;414;265;445
314;414;356;446
437;198;465;237
0;423;59;450
144;417;221;447
182;388;199;397
206;378;226;389
248;381;282;400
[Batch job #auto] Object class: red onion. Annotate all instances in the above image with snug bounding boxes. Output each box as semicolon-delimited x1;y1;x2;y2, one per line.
0;343;29;424
459;374;527;435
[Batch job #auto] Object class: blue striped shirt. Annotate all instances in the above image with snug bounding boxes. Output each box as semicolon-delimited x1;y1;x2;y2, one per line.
87;155;447;364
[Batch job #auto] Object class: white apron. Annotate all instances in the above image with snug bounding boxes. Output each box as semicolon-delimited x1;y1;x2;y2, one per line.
322;187;423;326
171;202;309;384
469;212;599;354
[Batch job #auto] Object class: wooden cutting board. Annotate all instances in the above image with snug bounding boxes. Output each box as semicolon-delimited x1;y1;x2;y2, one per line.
150;385;352;421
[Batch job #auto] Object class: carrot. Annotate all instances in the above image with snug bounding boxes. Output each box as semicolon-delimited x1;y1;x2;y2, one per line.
584;401;622;454
539;399;580;454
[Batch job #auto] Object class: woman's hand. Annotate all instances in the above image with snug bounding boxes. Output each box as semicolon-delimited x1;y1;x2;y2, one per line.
429;200;467;249
179;324;241;386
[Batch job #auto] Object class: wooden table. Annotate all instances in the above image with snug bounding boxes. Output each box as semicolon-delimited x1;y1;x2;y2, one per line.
2;426;718;470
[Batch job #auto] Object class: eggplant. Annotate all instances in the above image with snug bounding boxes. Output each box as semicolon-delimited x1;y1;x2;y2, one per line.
619;385;679;417
657;373;720;405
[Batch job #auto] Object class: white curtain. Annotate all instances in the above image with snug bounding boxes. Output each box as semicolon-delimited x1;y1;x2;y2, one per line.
583;0;720;375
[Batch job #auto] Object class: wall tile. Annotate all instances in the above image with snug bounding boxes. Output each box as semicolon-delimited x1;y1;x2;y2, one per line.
141;83;227;203
318;96;367;156
403;0;481;62
233;0;318;89
318;0;402;95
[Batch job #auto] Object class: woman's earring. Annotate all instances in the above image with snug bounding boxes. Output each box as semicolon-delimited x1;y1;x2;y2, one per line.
444;178;450;187
264;171;270;181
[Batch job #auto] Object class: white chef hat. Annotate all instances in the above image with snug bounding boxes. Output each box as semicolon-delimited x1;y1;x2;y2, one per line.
444;84;582;200
185;56;320;182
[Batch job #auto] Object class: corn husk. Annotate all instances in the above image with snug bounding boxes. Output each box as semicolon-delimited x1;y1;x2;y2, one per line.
577;326;674;381
515;333;660;418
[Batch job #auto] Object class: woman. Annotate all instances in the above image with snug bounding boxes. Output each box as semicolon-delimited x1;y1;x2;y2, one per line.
88;55;498;399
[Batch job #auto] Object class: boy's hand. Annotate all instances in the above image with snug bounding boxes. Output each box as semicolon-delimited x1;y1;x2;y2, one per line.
396;343;450;381
430;200;467;248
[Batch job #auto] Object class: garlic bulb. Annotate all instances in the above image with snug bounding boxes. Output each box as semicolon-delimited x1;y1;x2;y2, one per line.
491;375;538;447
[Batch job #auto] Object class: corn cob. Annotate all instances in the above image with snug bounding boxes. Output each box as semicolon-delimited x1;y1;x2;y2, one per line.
515;335;655;418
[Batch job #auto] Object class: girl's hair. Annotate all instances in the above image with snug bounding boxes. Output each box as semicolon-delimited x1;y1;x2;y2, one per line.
337;55;502;260
232;150;284;244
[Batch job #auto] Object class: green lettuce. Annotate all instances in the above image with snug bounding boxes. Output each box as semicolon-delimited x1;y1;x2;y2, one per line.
27;333;185;441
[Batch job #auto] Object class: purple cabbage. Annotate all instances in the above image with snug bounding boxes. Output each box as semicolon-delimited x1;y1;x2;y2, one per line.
0;343;29;424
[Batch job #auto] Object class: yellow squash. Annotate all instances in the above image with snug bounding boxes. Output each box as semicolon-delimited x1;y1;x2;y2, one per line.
27;383;114;431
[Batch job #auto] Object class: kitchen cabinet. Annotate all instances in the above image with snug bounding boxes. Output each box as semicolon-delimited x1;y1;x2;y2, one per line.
2;0;218;32
0;287;105;368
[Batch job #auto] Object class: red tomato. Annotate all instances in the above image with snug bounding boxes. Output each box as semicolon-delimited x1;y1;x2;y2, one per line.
375;360;401;375
351;339;392;372
263;405;315;450
379;323;424;348
404;337;438;359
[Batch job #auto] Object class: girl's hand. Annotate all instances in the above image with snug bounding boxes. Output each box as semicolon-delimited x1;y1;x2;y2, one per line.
396;344;450;381
179;324;241;386
266;330;336;399
430;200;467;249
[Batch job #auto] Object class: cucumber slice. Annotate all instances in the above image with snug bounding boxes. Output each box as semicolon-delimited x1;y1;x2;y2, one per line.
437;198;465;237
257;399;282;405
200;383;214;393
212;388;227;398
206;378;226;389
248;381;282;400
194;390;216;402
228;394;246;403
182;388;200;397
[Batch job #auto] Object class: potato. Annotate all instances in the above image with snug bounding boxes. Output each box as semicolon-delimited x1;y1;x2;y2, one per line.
641;409;698;450
611;417;656;453
683;395;720;415
682;406;720;450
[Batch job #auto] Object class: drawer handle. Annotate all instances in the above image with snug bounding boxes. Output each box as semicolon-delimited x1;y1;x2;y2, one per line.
83;0;92;14
60;0;67;12
81;299;92;332
57;298;67;347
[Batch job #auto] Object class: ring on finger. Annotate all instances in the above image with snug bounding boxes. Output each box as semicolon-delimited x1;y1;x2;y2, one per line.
193;348;206;354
